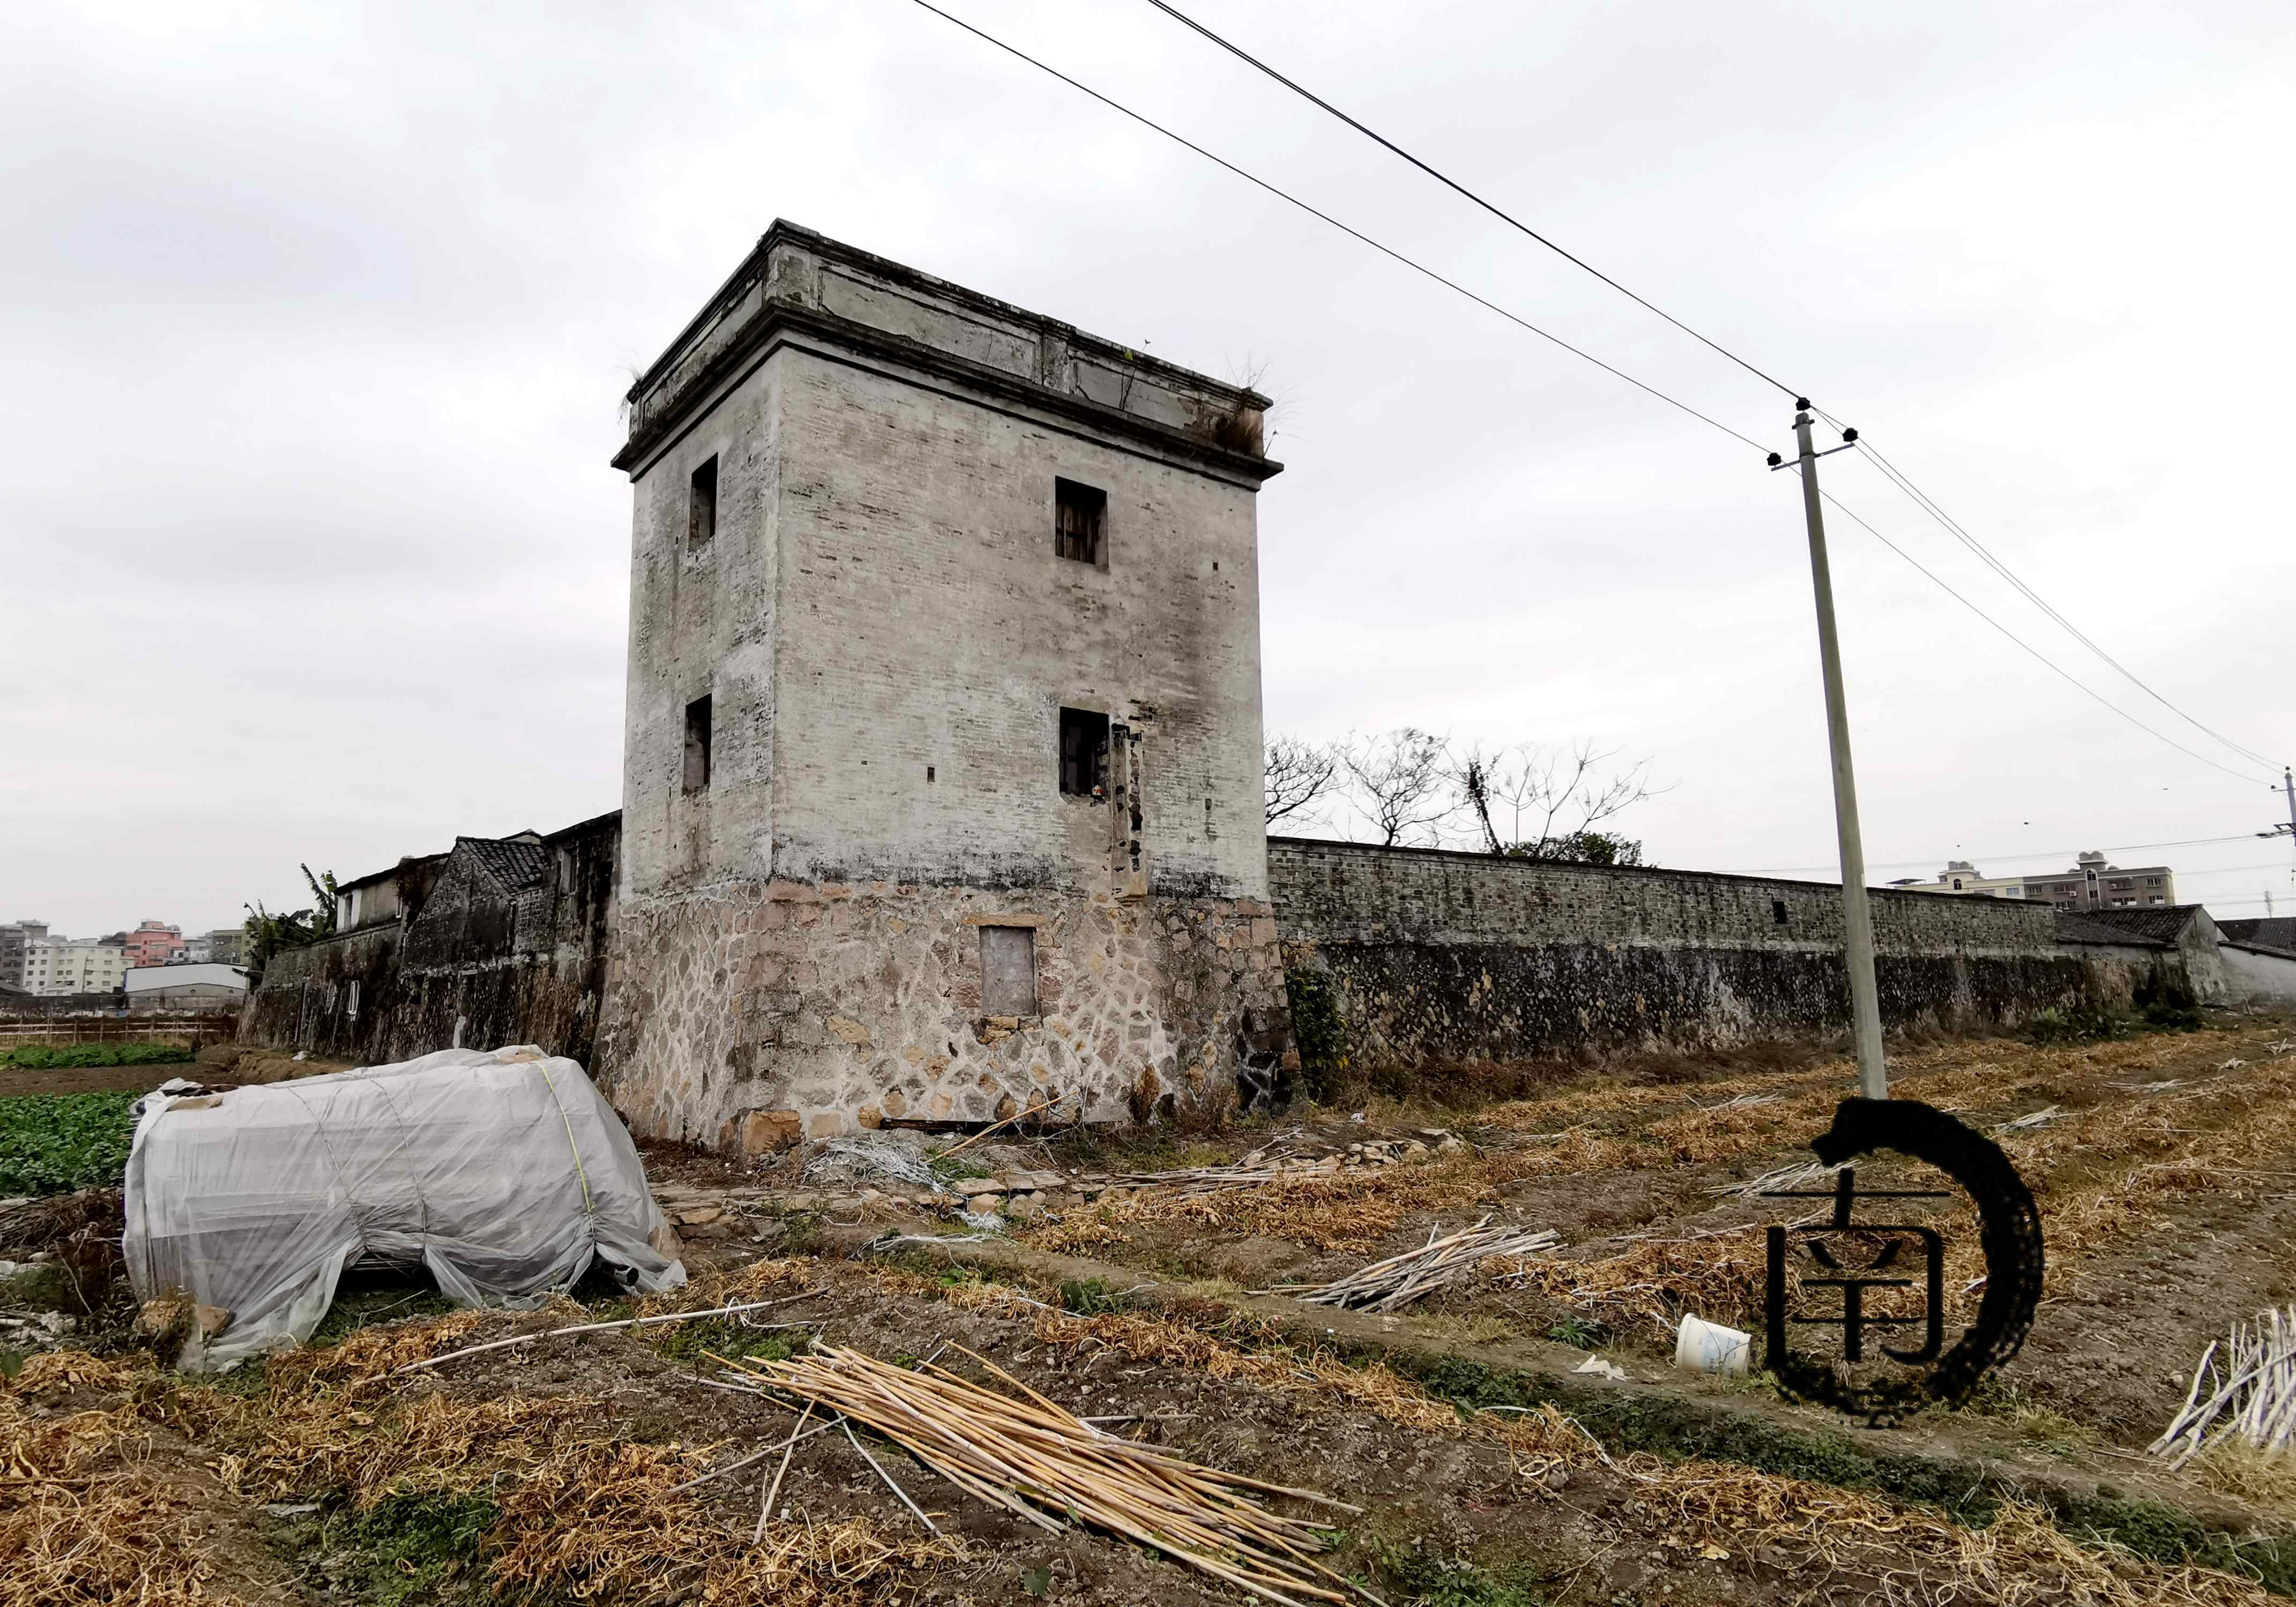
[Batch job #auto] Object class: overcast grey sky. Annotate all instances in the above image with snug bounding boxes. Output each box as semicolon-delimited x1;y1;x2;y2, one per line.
5;0;2292;938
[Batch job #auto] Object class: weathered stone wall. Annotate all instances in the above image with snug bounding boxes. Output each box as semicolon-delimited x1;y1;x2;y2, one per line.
2059;937;2190;1010
600;879;1287;1146
1269;838;2114;1065
242;813;620;1065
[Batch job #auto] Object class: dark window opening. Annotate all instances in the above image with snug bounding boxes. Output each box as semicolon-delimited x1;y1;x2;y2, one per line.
688;456;719;550
1055;477;1105;564
980;925;1038;1017
927;765;936;783
1058;707;1109;797
1771;899;1788;925
682;695;713;792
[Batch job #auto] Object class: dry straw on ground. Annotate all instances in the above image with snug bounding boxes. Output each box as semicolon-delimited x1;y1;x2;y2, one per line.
1;1300;953;1607
1283;1218;1561;1312
725;1342;1375;1606
1030;1149;1504;1255
1009;1298;2275;1605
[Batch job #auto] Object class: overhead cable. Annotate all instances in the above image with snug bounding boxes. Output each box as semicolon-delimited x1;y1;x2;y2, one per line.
1815;413;2285;773
904;0;2277;789
903;0;1774;454
1130;0;2284;780
1805;479;2279;786
1136;0;1803;401
1741;833;2265;878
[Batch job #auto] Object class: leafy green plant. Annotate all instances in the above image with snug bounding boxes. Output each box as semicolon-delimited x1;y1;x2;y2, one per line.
320;1490;497;1605
1362;1537;1547;1607
1543;1317;1607;1350
2024;1003;2131;1044
1285;966;1349;1099
0;1090;140;1194
1060;1277;1123;1316
926;1150;991;1185
0;1042;194;1070
650;1317;810;1366
243;863;338;985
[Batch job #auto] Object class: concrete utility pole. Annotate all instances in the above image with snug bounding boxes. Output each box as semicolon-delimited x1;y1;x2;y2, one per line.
1783;404;1889;1100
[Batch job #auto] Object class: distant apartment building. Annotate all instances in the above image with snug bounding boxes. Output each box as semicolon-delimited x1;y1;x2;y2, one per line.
23;935;129;996
0;921;46;989
1909;850;2175;910
123;920;186;967
179;928;245;966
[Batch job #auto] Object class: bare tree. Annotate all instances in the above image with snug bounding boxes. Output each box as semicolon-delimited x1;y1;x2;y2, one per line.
1449;740;1659;860
1264;735;1343;826
1343;727;1455;846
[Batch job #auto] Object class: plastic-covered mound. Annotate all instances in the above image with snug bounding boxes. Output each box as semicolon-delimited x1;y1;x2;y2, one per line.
123;1045;685;1371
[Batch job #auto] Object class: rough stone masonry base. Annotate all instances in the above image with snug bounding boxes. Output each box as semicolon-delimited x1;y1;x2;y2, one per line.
600;878;1292;1148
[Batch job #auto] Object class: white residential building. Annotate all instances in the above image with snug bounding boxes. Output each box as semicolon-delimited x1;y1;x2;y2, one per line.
1909;850;2176;910
23;936;129;996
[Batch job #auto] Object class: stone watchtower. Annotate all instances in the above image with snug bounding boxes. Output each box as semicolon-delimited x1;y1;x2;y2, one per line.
602;222;1292;1148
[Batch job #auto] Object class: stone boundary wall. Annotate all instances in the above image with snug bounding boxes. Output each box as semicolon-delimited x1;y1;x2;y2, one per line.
1268;838;2115;1065
242;816;620;1066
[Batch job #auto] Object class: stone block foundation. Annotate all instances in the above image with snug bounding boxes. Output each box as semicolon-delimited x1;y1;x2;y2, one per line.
600;879;1290;1148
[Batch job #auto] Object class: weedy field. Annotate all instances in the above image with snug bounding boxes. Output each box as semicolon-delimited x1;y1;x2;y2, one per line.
6;1013;2296;1606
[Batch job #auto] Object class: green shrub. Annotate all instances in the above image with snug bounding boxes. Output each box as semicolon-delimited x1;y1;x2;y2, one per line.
0;1042;195;1070
325;1491;497;1605
0;1090;140;1194
1285;967;1350;1100
1543;1317;1607;1350
2024;1003;2130;1044
1060;1277;1125;1316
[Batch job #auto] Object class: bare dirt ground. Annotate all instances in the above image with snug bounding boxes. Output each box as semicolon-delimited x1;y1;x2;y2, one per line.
8;1014;2296;1606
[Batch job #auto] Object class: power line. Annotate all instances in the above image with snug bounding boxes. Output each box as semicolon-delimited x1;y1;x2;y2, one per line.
1819;418;2286;773
904;0;2279;790
1809;480;2282;786
903;0;1774;454
1128;0;2285;781
1136;0;1802;401
1740;833;2264;878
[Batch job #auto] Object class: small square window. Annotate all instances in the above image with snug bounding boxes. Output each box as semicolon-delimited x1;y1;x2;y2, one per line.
1055;477;1105;564
682;695;713;792
980;925;1038;1017
1770;899;1788;925
688;456;719;550
1058;707;1108;797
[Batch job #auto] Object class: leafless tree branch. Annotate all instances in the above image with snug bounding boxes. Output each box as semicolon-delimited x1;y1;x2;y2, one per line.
1264;735;1343;825
1342;728;1455;846
1444;739;1663;861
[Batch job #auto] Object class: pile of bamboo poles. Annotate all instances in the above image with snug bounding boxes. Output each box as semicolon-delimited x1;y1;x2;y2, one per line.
721;1344;1381;1607
2150;1308;2296;1469
1281;1217;1560;1313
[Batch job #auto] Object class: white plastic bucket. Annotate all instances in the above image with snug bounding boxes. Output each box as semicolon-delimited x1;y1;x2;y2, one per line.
1675;1313;1752;1376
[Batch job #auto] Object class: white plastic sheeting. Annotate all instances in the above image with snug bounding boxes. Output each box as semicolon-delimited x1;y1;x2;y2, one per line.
124;1045;685;1371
